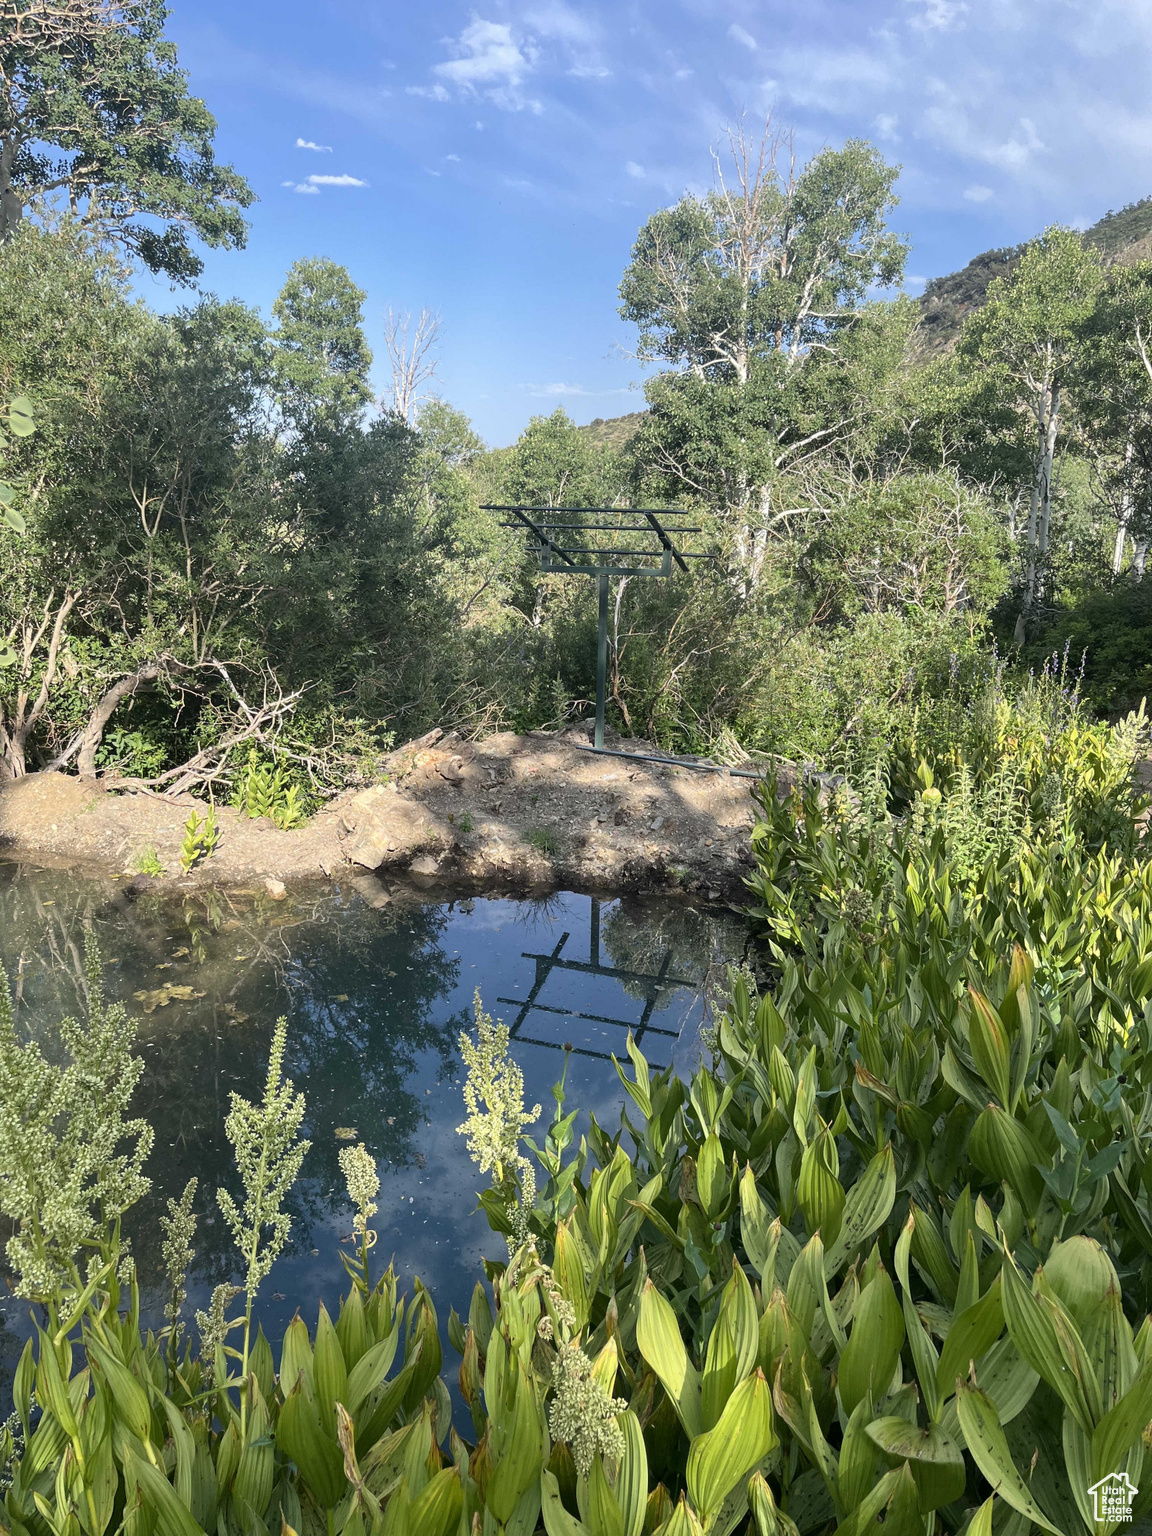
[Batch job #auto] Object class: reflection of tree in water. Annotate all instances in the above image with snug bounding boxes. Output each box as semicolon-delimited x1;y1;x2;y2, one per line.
599;898;746;1013
0;870;463;1299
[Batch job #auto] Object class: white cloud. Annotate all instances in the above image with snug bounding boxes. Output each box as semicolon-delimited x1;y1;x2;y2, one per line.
728;23;757;50
964;183;994;201
673;67;693;80
528;382;631;397
307;172;368;186
446;153;461;161
432;19;538;110
406;82;450;101
625;160;645;178
985;116;1044;171
874;113;900;141
906;0;968;30
524;2;597;44
771;47;891;111
569;62;611;78
282;180;320;195
296;137;332;151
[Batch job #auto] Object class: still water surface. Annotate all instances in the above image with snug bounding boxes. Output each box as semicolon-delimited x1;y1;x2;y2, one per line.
0;863;746;1397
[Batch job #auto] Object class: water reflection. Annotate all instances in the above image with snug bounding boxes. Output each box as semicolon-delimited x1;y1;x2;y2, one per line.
0;862;746;1403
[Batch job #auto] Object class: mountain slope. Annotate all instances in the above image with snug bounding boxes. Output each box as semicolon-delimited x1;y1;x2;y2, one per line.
915;195;1152;357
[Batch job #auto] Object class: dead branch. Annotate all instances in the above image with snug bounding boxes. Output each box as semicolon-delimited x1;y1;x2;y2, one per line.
382;307;441;425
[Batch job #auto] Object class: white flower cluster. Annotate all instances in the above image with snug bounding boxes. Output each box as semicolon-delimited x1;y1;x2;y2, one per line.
457;991;541;1188
548;1343;628;1478
339;1142;379;1239
218;1016;310;1301
0;937;153;1300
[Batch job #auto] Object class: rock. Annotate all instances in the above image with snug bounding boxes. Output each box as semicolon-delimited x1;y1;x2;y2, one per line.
409;854;439;878
265;877;287;900
437;756;465;785
347;822;394;869
349;871;392;908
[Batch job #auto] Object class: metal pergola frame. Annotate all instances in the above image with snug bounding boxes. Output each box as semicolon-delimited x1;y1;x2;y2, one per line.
484;503;708;747
496;897;694;1066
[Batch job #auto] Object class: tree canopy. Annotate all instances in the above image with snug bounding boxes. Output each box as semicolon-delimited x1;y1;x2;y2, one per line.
0;0;252;281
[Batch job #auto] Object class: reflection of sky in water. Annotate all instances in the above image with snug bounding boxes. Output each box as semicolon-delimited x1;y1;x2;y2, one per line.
0;866;746;1401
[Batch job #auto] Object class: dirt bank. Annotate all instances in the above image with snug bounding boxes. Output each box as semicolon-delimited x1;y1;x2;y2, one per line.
0;726;796;903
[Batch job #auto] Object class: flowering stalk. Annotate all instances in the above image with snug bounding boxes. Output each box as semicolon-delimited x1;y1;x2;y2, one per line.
457;990;540;1249
217;1016;309;1432
339;1142;379;1292
0;935;152;1307
159;1177;198;1362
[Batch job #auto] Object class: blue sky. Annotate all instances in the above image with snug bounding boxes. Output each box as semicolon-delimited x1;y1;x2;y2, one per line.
158;0;1152;446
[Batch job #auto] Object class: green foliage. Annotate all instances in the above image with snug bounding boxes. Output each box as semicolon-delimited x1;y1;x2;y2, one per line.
3;746;1152;1534
178;805;219;872
526;826;559;857
272;257;373;431
231;748;310;828
0;393;33;535
132;844;165;877
0;0;253;280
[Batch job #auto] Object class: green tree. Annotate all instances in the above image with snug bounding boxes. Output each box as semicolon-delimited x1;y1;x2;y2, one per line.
0;0;253;281
619;124;908;583
959;227;1103;639
620;126;906;382
1075;260;1152;581
271;257;373;433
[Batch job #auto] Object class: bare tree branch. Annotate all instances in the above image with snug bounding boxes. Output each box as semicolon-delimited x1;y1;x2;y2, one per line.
381;307;441;425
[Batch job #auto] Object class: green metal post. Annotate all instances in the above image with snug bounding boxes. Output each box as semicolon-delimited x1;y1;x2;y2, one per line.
595;571;609;748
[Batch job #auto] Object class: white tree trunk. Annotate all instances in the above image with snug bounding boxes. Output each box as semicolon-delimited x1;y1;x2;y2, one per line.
1015;384;1060;644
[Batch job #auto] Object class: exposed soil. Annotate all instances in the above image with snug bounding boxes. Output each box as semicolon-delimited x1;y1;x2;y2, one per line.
0;726;809;905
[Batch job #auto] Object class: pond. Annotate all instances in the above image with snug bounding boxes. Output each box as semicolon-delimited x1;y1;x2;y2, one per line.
0;862;748;1399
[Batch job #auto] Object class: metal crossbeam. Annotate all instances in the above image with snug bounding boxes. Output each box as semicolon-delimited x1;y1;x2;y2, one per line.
483;502;708;747
498;899;695;1065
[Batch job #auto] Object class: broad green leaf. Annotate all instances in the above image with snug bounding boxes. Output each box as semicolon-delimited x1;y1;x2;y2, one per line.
7;396;34;437
1000;1253;1097;1433
123;1451;204;1536
410;1466;463;1536
276;1382;346;1508
936;1276;1004;1401
838;1271;904;1415
637;1281;703;1439
616;1411;647;1536
740;1167;778;1283
686;1370;776;1526
345;1333;400;1416
541;1469;592;1536
955;1382;1061;1534
823;1144;895;1277
865;1417;965;1510
1092;1351;1152;1484
585;1454;625;1536
966;988;1013;1109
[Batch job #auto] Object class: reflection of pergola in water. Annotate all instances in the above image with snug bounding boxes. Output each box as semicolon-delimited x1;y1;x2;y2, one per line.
497;898;693;1066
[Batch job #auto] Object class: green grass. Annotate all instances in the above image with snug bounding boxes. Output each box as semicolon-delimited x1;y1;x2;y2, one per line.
524;826;558;857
